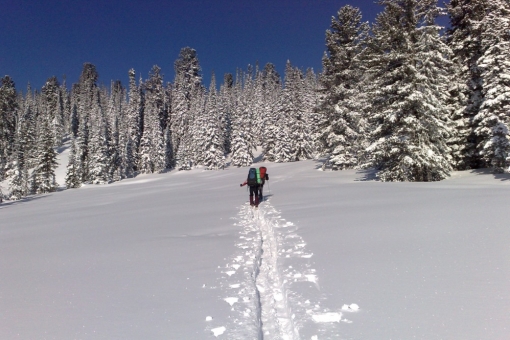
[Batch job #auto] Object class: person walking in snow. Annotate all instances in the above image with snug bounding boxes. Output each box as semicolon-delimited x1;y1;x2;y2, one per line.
240;168;261;207
258;166;269;202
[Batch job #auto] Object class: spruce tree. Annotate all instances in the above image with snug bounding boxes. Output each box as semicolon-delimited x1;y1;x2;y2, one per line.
65;138;81;188
364;0;453;181
74;63;100;183
89;115;112;184
446;0;491;169
472;0;510;171
32;119;59;193
260;64;282;161
219;73;234;154
0;76;17;180
201;73;226;170
319;5;370;169
139;66;167;173
229;70;254;167
41;76;65;147
127;69;144;170
171;47;203;166
8;117;28;200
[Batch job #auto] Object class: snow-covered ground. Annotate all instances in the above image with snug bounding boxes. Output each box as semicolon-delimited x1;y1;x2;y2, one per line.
1;153;510;339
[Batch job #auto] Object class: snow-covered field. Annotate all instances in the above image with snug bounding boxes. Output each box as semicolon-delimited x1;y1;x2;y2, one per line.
1;153;510;339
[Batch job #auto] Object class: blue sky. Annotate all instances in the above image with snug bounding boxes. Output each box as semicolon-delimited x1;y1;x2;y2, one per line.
0;0;444;90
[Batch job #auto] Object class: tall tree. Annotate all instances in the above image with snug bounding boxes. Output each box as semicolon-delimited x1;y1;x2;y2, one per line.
31;118;59;193
65;138;81;188
260;63;282;161
201;73;226;170
230;70;254;167
363;0;454;181
446;0;491;169
139;66;167;173
319;5;370;169
472;0;510;171
171;47;203;169
0;76;17;180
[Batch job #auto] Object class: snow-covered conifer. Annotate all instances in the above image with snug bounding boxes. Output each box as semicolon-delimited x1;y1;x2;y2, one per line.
0;76;17;180
8;117;28;200
65;138;81;188
88;91;111;184
318;5;370;169
363;0;453;181
201;73;226;170
126;69;144;168
260;63;282;161
171;47;203;164
41;76;65;147
139;66;167;173
31;119;59;193
446;0;491;169
229;71;254;167
220;73;235;154
472;0;510;171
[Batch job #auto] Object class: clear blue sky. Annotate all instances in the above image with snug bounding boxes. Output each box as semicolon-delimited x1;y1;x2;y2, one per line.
0;0;443;90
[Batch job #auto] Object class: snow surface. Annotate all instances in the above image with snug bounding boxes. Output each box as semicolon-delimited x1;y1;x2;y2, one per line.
1;152;510;339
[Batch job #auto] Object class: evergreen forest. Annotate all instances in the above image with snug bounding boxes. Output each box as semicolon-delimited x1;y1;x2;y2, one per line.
1;0;509;200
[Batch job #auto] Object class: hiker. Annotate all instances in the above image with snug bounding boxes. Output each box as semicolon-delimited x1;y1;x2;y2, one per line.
240;168;261;207
258;166;269;202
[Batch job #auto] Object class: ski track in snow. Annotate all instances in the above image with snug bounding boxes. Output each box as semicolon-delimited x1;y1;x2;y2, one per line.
207;200;358;339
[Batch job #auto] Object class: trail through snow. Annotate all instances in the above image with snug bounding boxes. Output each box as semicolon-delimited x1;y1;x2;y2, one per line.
208;199;358;339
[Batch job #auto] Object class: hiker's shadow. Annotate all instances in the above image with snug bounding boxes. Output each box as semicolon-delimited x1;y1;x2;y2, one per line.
262;194;274;201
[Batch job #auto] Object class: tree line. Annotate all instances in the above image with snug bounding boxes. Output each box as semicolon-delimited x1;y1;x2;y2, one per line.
0;0;509;200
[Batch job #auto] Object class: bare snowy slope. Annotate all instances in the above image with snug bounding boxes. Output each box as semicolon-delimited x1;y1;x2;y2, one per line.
1;160;509;339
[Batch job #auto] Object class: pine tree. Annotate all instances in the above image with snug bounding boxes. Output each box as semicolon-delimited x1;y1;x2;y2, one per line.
290;64;314;161
164;126;174;170
107;80;126;181
201;73;226;170
74;63;100;183
472;0;510;171
20;85;38;169
89;115;112;184
272;73;294;163
171;47;203;166
0;76;17;180
127;69;144;170
32;119;59;193
219;73;234;154
260;64;282;161
446;0;491;169
230;70;254;167
123;136;136;178
8;115;28;200
139;66;167;173
319;5;370;169
41;76;65;147
65;138;81;188
363;0;454;181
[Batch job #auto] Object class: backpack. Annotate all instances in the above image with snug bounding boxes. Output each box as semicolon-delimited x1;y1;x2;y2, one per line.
247;168;259;186
259;166;267;184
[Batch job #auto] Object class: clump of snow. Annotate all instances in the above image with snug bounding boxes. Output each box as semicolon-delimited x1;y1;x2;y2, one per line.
211;326;226;337
224;297;238;306
312;312;342;323
342;304;360;312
